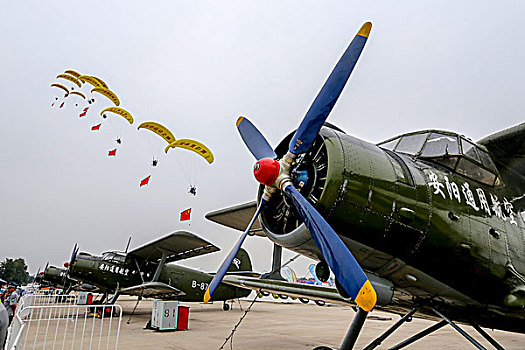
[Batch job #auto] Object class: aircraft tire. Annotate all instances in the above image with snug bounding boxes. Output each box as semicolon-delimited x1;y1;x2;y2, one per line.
314;300;325;306
299;298;309;304
223;303;230;311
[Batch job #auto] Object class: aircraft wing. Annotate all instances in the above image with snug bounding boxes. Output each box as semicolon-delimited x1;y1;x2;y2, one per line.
205;201;265;237
478;122;525;211
222;275;352;306
119;281;186;299
126;231;220;264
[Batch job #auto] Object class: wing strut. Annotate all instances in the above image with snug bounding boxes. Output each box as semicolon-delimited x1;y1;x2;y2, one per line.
152;249;169;282
340;307;368;350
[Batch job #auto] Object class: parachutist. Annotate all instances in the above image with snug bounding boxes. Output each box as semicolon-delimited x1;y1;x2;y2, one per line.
151;158;158;167
103;114;107;119
189;186;197;196
55;97;58;100
116;138;122;144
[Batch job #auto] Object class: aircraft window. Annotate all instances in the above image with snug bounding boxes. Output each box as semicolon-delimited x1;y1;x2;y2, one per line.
102;253;114;261
395;133;428;155
434;156;460;170
378;138;399;151
385;150;414;186
478;149;498;173
421;133;459;157
456;157;496;186
461;138;481;163
113;254;126;263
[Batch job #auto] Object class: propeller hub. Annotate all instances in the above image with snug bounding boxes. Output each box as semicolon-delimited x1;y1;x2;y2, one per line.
254;158;280;186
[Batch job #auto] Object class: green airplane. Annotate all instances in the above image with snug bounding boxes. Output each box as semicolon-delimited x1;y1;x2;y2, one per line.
204;22;525;349
65;231;252;310
36;265;98;293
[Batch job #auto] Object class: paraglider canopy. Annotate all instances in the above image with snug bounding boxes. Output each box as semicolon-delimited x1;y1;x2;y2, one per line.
165;139;214;164
137;121;176;144
56;73;82;88
100;107;133;124
51;83;69;96
91;87;120;106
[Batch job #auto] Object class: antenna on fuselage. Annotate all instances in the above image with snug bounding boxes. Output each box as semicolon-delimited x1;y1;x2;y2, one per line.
125;237;132;253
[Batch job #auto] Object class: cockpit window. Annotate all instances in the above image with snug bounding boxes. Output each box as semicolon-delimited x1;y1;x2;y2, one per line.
461;138;481;163
478;148;498;173
102;252;126;264
378;130;500;186
395;133;428;155
378;138;399;151
456;157;497;186
421;133;459;157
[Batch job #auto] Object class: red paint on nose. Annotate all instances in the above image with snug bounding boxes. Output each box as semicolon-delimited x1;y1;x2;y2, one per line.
254;158;280;186
64;262;69;268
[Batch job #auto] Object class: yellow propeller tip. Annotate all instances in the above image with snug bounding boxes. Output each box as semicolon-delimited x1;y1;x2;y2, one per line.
354;279;377;312
236;116;245;127
203;289;211;304
357;22;372;38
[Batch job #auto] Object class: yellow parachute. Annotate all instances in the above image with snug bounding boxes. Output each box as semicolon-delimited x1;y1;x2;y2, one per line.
90;76;108;89
100;107;133;124
91;87;120;106
56;74;81;88
79;75;102;87
165;139;214;164
137;122;176;144
64;70;81;78
70;91;86;99
51;83;69;95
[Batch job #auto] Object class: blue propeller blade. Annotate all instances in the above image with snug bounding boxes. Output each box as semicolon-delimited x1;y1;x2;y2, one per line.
70;243;78;267
283;184;376;311
205;199;266;303
237;116;277;160
289;22;371;155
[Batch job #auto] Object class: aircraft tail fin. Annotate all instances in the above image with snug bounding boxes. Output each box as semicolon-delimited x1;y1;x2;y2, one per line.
226;248;252;273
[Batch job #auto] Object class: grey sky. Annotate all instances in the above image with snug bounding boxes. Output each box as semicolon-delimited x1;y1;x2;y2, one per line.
1;1;523;277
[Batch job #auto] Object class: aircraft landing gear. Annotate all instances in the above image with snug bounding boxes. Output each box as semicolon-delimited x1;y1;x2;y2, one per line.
223;302;230;311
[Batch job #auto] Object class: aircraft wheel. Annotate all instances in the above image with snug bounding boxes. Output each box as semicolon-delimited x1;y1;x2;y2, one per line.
278;294;288;299
314;300;325;306
299;298;309;304
223;303;230;311
261;291;270;297
312;346;333;350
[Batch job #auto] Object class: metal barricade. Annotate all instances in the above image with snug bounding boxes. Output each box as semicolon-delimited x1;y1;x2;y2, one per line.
7;304;122;350
17;293;77;315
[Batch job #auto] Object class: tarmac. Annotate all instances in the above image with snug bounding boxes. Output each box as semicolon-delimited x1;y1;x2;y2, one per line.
114;296;525;350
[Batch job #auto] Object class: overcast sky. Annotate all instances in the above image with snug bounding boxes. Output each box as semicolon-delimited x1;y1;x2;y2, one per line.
1;1;523;278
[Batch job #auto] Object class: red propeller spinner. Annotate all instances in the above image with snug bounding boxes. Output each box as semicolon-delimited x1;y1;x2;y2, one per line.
253;158;280;186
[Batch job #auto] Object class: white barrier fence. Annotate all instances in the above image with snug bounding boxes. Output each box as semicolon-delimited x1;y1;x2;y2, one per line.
17;293;78;316
7;296;122;350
